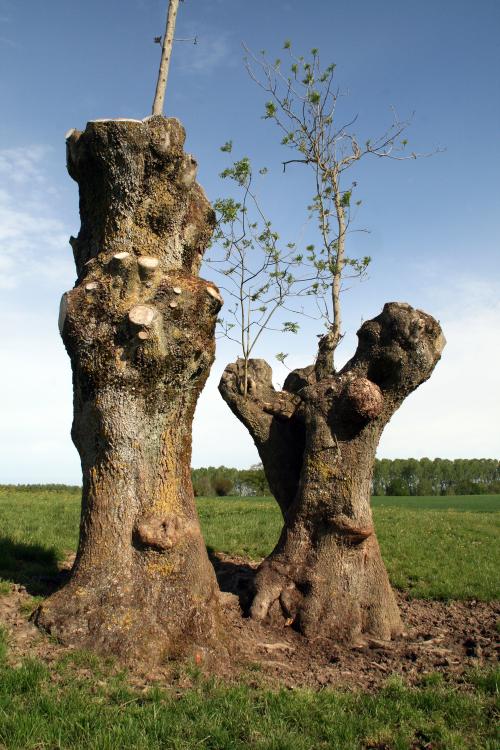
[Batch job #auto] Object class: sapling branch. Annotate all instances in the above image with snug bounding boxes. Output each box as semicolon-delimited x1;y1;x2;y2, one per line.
242;41;440;375
208;149;310;396
152;0;181;116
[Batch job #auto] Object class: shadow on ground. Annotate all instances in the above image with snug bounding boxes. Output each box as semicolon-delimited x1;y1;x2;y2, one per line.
0;537;70;596
207;546;257;613
0;538;258;603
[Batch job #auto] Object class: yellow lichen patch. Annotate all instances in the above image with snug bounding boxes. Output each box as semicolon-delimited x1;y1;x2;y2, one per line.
307;454;341;482
146;557;176;577
150;430;181;515
151;481;179;516
121;611;134;629
114;348;127;370
107;609;134;630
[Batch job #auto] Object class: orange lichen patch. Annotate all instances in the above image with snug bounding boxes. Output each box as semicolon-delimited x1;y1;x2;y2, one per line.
345;377;384;419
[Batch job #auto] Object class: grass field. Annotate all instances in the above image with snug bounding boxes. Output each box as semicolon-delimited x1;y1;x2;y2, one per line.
0;639;498;750
1;488;498;600
0;488;498;749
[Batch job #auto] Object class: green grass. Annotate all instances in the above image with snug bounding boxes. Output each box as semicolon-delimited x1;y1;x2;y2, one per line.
0;489;499;748
197;496;500;600
0;489;499;600
0;488;80;595
372;494;500;513
0;636;497;750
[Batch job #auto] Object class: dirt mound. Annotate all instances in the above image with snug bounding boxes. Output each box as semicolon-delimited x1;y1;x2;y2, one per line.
211;551;499;691
0;551;498;691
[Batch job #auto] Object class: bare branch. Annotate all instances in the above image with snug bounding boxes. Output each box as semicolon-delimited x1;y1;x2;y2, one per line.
152;0;180;116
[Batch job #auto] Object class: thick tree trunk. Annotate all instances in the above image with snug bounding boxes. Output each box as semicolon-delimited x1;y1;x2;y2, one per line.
220;303;445;645
35;117;223;663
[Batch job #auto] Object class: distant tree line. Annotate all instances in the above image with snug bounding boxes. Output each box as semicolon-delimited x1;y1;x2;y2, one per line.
372;458;500;496
1;459;498;497
191;465;270;497
192;458;500;497
0;484;81;493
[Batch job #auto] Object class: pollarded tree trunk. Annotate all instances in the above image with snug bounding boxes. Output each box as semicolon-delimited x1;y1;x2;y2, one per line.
35;117;224;663
220;303;445;645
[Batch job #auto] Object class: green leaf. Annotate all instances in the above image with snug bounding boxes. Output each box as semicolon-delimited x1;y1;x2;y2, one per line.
341;190;352;208
264;101;277;119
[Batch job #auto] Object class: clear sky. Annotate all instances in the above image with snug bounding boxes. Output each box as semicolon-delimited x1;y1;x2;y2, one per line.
0;0;499;483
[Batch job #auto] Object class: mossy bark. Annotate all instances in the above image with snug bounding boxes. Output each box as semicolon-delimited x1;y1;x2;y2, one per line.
35;117;223;662
220;303;445;645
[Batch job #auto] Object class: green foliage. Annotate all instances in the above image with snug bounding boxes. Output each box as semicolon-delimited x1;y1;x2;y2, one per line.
212;474;234;497
191;466;270;498
264;101;276;118
212;30;419;372
282;321;299;334
275;352;289;365
0;626;7;663
208;148;308;388
236;41;428;364
0;484;81;494
219;156;251;186
372;458;500;497
340;190;352;207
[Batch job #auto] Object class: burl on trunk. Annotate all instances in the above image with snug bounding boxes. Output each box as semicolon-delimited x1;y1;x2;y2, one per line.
35;117;223;662
220;303;445;645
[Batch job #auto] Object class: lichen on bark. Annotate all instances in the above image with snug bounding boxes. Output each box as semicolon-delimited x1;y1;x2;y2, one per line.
219;302;445;646
35;117;223;663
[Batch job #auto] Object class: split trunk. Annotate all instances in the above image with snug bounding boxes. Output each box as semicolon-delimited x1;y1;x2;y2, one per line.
220;303;445;645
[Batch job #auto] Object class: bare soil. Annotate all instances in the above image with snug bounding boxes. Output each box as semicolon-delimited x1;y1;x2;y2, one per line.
0;551;498;692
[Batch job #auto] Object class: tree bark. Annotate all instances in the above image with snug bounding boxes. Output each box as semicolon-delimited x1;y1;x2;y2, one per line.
35;117;223;663
219;302;445;645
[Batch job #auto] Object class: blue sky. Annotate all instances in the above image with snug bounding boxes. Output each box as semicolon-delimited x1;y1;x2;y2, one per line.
0;0;499;482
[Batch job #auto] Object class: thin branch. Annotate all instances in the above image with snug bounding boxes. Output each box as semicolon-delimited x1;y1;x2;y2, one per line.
152;0;180;116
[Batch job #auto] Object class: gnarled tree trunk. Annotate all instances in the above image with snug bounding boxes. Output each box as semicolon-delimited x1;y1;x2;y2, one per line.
220;303;445;645
35;117;224;663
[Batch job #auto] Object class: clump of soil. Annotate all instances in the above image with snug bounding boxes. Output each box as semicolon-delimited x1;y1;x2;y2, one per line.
0;551;498;692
